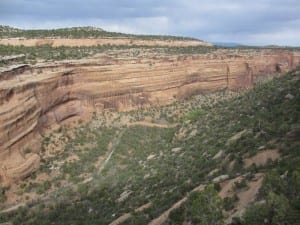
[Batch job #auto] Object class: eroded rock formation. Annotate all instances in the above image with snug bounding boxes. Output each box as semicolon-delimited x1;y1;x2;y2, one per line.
0;38;212;47
0;49;299;183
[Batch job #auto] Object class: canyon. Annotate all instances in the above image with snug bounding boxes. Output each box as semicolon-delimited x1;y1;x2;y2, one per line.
0;47;300;185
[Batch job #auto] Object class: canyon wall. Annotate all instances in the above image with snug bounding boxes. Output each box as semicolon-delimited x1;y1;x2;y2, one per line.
0;49;300;183
0;38;212;47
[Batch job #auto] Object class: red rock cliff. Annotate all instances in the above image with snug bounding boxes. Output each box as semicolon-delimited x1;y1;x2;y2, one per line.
0;49;299;183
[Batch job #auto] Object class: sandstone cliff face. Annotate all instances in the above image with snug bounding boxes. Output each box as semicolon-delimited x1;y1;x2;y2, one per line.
0;38;212;47
0;49;299;183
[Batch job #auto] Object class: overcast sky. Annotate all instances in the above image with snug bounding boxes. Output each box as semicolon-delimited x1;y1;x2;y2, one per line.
0;0;299;46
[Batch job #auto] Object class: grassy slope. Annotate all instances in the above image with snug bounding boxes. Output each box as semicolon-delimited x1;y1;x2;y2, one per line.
0;68;299;225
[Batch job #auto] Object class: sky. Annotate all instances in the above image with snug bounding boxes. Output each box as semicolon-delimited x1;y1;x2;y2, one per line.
0;0;299;46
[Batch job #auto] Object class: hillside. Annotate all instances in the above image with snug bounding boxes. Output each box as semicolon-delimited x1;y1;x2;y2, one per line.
0;66;299;225
0;26;211;48
0;25;196;40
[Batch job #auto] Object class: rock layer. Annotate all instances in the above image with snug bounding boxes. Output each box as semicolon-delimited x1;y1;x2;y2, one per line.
0;38;212;47
0;49;300;182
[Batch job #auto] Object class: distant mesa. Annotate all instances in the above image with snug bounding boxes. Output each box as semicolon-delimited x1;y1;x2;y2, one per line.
213;42;243;47
0;25;212;47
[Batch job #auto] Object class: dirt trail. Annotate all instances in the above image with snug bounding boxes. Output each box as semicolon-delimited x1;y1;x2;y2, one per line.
129;121;177;128
109;213;132;225
0;203;25;214
99;121;175;174
98;130;125;174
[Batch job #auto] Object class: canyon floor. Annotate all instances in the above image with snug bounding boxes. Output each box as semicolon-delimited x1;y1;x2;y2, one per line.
0;27;300;225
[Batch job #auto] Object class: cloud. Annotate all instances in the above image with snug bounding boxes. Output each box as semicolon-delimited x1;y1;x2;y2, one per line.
0;0;299;46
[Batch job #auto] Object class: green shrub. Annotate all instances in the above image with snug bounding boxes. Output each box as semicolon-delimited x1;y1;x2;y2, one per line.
0;186;7;202
234;179;248;190
188;184;224;225
242;192;289;225
169;206;185;225
223;194;239;211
